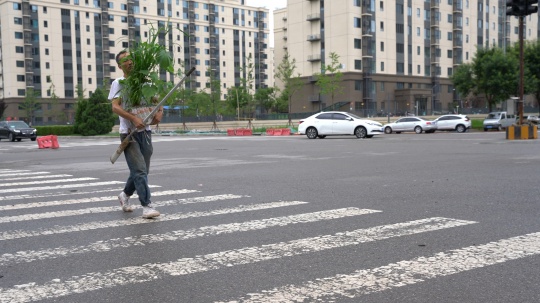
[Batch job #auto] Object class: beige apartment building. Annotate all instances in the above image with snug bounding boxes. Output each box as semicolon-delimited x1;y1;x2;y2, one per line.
0;0;270;123
275;0;539;117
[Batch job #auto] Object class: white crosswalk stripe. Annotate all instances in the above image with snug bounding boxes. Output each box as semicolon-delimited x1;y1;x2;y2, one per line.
1;169;537;303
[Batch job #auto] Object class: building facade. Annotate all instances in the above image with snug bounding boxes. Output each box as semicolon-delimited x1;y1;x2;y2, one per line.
275;0;539;116
0;0;270;123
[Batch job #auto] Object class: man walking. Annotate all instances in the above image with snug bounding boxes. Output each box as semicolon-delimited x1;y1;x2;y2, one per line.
108;50;162;218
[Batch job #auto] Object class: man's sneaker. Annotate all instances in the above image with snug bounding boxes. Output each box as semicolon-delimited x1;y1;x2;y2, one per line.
142;205;160;218
118;192;133;212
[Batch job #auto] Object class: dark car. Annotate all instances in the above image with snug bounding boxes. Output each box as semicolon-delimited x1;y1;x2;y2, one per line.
0;121;37;141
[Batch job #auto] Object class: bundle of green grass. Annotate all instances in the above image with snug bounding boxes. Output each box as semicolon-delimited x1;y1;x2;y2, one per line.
120;23;176;111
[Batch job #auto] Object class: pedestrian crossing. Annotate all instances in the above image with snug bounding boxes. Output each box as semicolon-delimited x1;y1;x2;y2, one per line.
1;168;540;302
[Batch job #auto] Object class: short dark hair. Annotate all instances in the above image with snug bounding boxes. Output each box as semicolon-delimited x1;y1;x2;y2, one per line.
115;50;128;65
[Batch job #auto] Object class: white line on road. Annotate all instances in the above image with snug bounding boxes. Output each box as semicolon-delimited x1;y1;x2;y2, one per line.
0;217;475;302
1;177;97;187
0;181;125;193
0;189;199;211
0;207;377;266
0;185;161;202
0;172;50;178
0;174;72;181
0;201;306;241
222;232;540;302
0;194;245;223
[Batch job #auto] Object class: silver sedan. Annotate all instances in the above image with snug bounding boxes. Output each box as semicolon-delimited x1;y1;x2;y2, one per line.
383;117;437;134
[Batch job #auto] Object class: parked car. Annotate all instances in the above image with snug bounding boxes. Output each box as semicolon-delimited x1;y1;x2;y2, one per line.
433;114;471;133
483;111;514;131
297;111;384;139
0;121;37;142
383;117;437;134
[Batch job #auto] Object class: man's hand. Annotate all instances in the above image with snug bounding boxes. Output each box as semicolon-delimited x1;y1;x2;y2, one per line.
150;107;163;125
132;116;146;129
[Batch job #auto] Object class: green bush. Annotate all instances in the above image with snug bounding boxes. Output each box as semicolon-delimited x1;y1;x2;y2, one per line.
35;125;75;136
74;88;116;136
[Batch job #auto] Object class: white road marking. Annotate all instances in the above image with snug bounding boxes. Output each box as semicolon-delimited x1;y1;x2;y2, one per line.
0;181;125;193
0;194;245;223
224;232;540;303
0;217;475;302
0;201;306;241
0;207;377;266
0;171;50;178
0;189;199;211
1;177;97;187
0;174;72;181
0;185;161;202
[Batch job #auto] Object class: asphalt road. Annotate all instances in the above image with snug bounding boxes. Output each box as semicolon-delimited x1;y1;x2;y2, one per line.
1;131;540;303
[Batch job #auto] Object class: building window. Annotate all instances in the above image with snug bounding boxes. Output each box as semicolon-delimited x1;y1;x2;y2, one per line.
380;21;384;31
380;42;384;51
13;3;21;10
354;60;362;70
18;89;26;96
16;61;24;67
15;32;23;39
380;62;384;72
15;46;24;53
447;50;453;58
354;38;361;49
354;17;361;28
17;75;25;82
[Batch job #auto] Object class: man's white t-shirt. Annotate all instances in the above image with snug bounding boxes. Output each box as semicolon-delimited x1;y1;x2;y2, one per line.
108;77;151;134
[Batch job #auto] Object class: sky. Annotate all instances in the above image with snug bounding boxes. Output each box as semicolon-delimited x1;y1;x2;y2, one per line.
245;0;287;46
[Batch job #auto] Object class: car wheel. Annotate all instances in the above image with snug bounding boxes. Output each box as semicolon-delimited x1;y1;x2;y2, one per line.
306;127;318;139
384;127;392;134
9;133;15;142
414;126;423;134
354;126;367;138
456;125;466;133
317;135;326;139
31;138;36;141
16;138;22;142
484;128;488;132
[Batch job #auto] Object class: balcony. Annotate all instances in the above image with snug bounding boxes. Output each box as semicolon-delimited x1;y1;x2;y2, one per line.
306;13;320;21
307;54;321;62
307;34;321;41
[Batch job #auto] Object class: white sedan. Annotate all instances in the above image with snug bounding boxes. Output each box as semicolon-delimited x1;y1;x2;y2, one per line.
298;111;384;139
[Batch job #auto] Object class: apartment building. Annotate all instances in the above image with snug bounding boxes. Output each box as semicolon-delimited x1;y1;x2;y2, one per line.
275;0;539;116
0;0;270;123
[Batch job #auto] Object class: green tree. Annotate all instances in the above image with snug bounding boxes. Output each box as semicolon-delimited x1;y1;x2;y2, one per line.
44;82;67;123
239;53;255;117
20;88;41;125
451;47;517;112
254;87;275;114
523;41;540;114
314;52;344;108
73;83;88;134
75;88;116;136
275;51;303;125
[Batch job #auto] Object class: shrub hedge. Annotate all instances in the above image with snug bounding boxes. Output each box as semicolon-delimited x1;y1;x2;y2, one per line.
35;125;75;136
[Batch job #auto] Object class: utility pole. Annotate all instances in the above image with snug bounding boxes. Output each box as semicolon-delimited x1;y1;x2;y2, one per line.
506;0;538;125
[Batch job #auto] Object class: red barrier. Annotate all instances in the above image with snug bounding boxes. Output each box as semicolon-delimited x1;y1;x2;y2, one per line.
273;129;282;136
243;129;253;136
37;135;60;149
37;136;52;149
227;129;236;136
236;129;244;136
266;129;274;136
281;128;291;136
51;135;60;149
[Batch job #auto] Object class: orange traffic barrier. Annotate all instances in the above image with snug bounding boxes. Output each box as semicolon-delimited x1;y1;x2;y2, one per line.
50;135;60;149
266;129;274;136
273;129;282;136
281;128;291;136
227;129;236;136
37;136;52;149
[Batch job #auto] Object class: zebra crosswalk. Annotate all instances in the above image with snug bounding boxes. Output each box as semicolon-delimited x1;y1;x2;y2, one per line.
1;168;539;302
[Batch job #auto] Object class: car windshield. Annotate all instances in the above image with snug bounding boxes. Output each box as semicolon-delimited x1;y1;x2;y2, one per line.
486;113;499;119
8;121;30;128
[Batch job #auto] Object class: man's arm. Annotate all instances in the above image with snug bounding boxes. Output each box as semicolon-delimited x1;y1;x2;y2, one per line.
111;97;146;129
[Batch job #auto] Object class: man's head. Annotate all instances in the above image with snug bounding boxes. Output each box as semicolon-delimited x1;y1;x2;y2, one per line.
116;50;132;75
